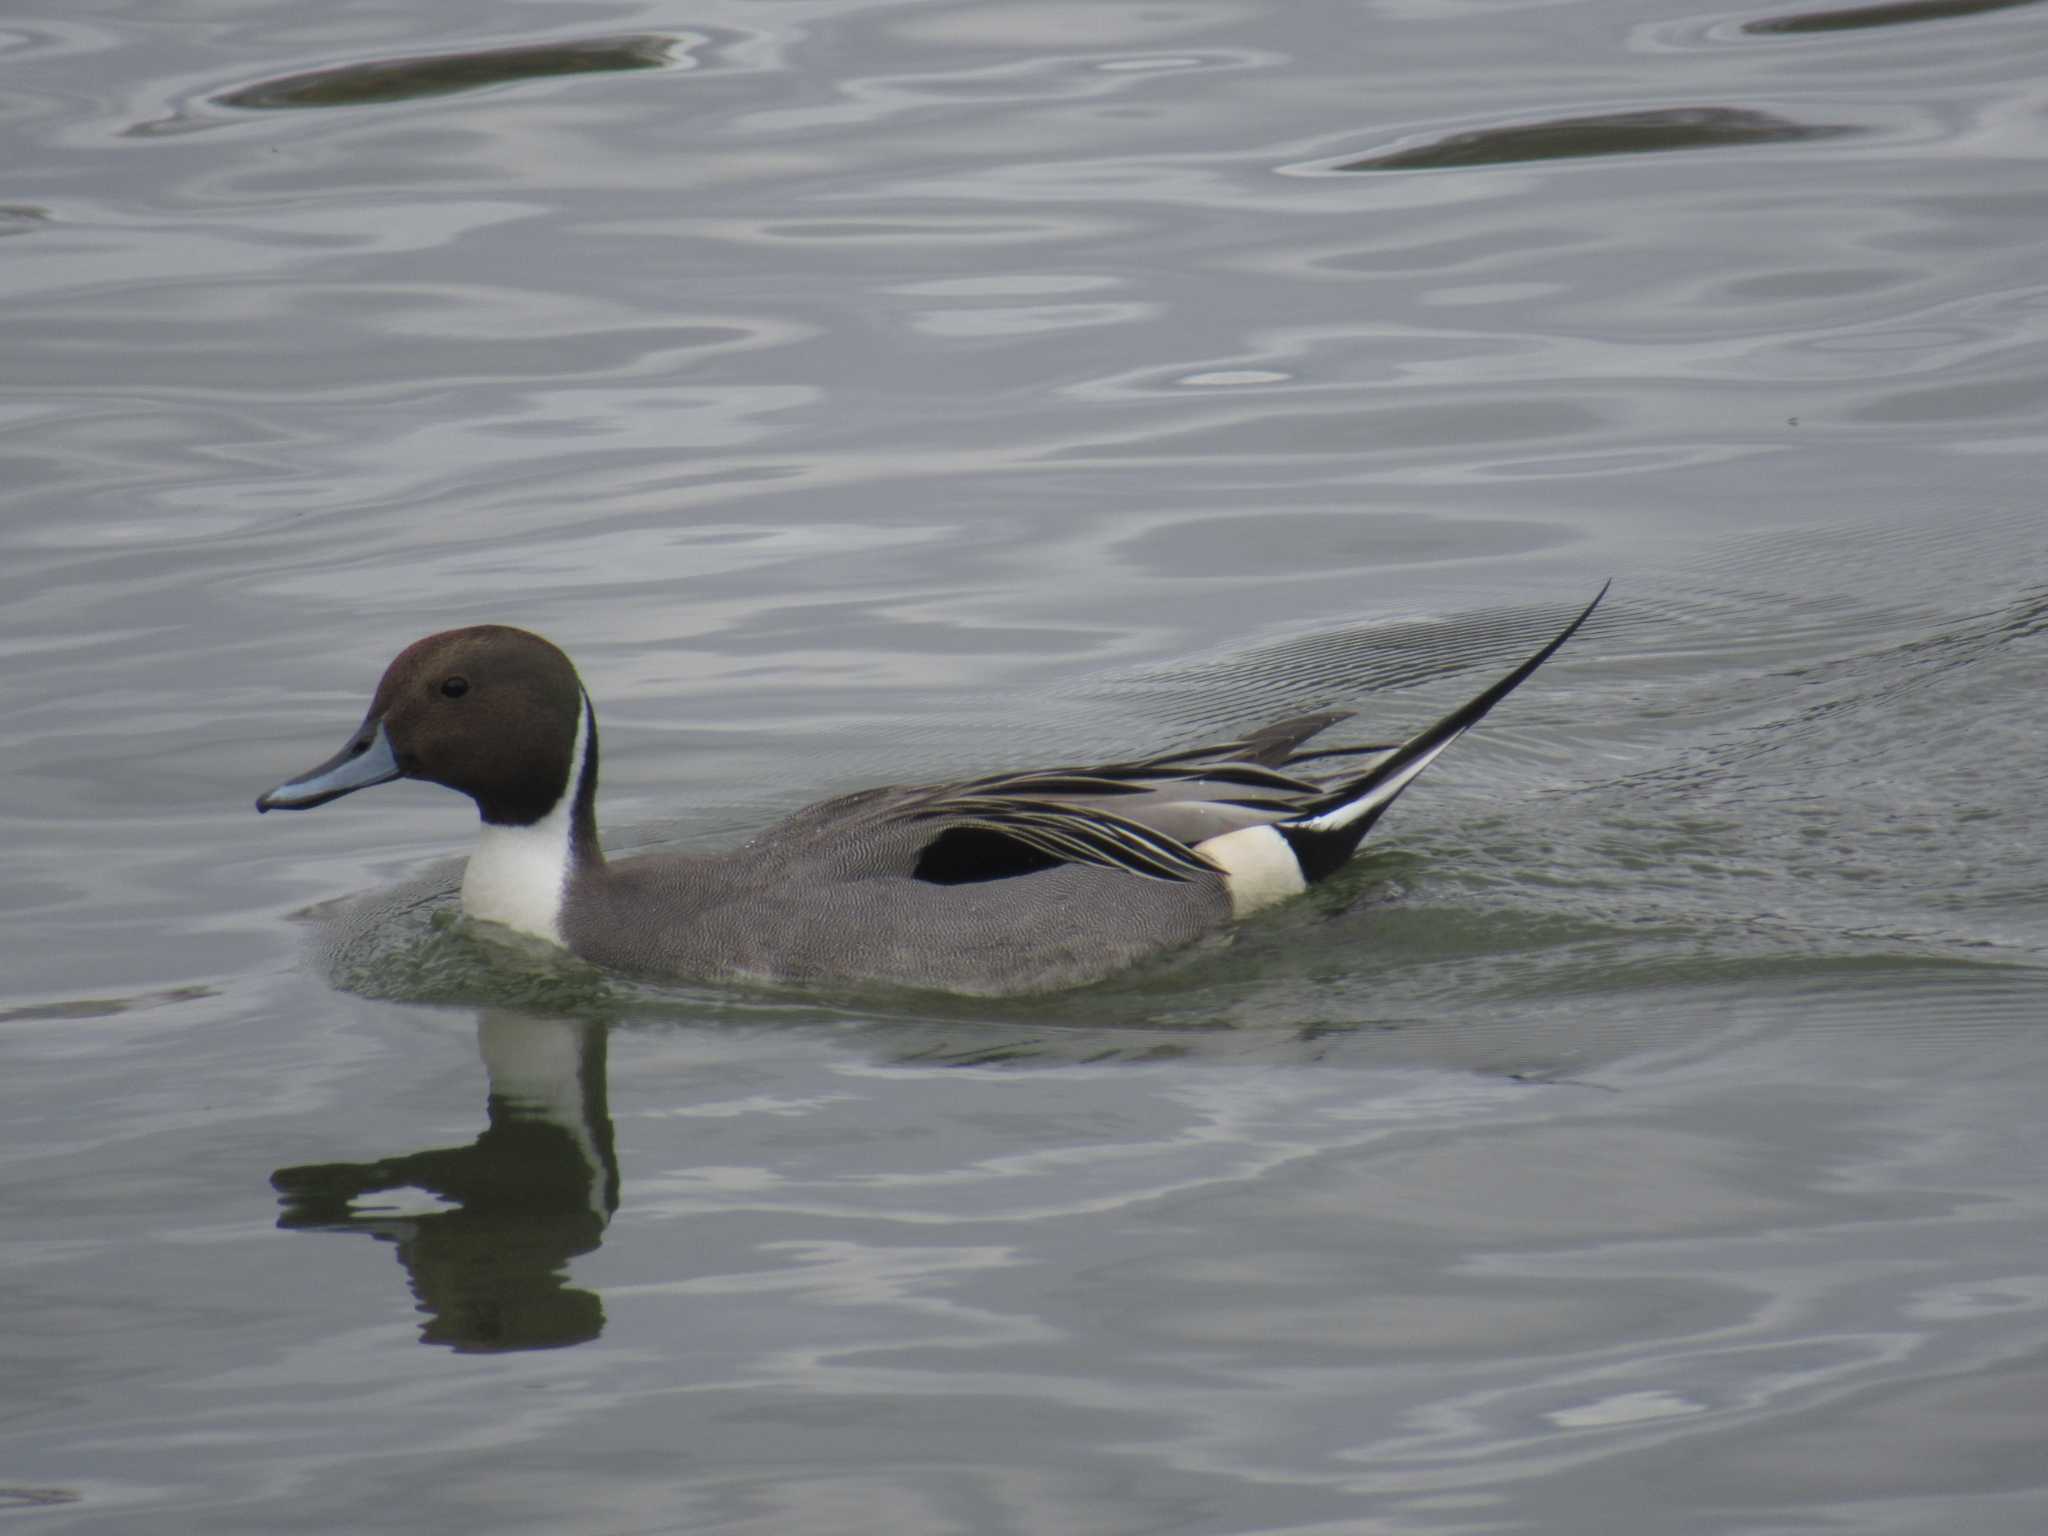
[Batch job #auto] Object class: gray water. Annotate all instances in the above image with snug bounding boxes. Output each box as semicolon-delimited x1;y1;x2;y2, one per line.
5;0;2048;1530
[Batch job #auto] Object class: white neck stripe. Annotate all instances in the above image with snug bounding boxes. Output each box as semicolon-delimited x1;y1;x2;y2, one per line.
459;695;587;947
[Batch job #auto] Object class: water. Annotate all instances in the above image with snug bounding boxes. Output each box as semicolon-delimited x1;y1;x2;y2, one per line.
4;0;2047;1529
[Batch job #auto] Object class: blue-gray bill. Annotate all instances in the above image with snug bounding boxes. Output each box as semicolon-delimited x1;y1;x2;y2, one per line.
256;720;402;811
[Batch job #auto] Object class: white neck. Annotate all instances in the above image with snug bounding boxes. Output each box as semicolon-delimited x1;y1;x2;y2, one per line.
460;697;588;947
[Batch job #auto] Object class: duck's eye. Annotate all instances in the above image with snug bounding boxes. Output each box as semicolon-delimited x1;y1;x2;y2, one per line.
440;677;470;699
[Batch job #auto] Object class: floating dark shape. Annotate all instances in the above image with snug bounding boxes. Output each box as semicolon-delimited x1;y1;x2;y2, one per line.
1338;106;1856;172
217;34;675;111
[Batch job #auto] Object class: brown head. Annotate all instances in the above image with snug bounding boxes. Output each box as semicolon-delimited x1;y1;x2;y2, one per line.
255;625;596;829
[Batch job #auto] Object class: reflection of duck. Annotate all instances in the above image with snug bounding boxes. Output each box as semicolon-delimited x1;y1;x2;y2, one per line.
256;587;1607;995
271;1013;618;1352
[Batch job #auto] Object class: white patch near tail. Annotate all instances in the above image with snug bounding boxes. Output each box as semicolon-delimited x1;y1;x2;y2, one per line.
460;696;588;947
1297;732;1464;833
1197;823;1309;917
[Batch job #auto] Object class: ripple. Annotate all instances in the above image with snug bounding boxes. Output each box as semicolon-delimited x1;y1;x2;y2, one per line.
1047;397;1609;461
887;273;1117;298
731;47;1272;136
892;2;1255;49
690;214;1110;249
909;300;1156;338
1178;369;1290;386
1115;509;1571;580
1850;371;2048;424
1074;588;1612;735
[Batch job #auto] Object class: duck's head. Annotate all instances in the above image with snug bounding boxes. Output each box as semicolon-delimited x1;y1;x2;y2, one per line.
256;625;590;826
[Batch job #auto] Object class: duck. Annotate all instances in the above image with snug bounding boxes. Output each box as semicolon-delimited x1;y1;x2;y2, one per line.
256;583;1607;995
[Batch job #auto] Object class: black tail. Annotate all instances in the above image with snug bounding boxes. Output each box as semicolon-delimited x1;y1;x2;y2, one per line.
1276;581;1610;881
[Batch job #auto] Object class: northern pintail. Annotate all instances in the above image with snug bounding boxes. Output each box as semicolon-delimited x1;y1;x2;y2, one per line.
257;585;1607;994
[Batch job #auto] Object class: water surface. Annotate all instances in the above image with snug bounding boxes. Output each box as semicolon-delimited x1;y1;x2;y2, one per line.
4;0;2047;1530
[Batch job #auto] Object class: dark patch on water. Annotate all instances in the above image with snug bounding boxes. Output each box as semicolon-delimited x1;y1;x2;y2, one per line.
216;34;678;111
0;1488;82;1509
1337;107;1856;171
0;206;50;238
1745;0;2042;35
0;985;215;1025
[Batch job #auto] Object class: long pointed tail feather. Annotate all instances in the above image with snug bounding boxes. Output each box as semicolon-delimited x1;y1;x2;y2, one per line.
1276;581;1609;880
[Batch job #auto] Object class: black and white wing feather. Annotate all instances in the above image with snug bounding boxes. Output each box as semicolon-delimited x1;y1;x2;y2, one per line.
884;584;1608;897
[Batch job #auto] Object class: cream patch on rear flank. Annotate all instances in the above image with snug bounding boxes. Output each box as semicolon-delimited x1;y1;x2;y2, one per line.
460;698;588;948
1197;823;1308;917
